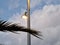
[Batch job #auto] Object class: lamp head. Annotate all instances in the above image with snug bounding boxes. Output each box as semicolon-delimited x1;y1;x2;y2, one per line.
22;12;28;20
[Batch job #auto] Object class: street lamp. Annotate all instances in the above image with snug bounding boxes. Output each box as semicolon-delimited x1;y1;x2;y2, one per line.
22;0;31;45
22;12;28;20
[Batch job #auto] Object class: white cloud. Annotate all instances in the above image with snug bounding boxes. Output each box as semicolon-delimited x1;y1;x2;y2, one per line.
6;4;60;45
0;32;27;45
55;41;60;45
30;0;60;9
42;0;60;4
31;5;60;45
0;0;60;45
31;5;60;29
31;0;41;8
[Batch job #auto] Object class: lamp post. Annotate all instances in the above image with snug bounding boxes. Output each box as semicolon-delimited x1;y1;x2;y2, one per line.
22;0;31;45
27;0;31;45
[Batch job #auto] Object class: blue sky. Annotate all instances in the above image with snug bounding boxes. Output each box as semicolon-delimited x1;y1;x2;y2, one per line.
0;0;60;20
0;0;27;20
0;0;60;45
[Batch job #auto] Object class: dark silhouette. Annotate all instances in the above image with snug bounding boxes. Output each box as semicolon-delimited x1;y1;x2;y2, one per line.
0;20;42;39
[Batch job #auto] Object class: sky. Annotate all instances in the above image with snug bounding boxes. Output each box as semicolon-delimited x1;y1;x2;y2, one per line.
0;0;60;45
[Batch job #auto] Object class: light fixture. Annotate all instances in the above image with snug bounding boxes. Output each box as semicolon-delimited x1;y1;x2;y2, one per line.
22;12;28;20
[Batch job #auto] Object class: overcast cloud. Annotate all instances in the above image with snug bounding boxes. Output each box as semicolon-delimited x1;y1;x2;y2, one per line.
0;0;60;45
8;4;60;45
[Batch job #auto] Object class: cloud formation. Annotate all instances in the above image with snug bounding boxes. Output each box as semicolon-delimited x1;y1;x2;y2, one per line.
31;0;41;8
31;5;60;29
7;4;60;45
0;0;60;45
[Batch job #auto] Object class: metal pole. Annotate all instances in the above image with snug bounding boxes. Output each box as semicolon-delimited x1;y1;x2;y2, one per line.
27;0;31;45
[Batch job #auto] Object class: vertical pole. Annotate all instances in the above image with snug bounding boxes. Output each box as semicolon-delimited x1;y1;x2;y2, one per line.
27;0;31;45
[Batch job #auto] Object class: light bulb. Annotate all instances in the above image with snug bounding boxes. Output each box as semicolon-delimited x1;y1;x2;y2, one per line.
22;15;28;20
